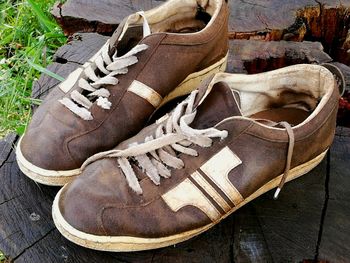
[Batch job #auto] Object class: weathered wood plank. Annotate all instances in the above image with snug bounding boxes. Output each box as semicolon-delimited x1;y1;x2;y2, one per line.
318;127;350;262
0;151;55;260
251;160;327;262
51;0;350;69
150;217;234;263
229;0;350;66
53;33;109;65
0;133;16;167
233;205;273;262
227;39;332;73
54;0;327;39
14;230;122;263
228;0;317;39
51;0;166;35
31;62;77;101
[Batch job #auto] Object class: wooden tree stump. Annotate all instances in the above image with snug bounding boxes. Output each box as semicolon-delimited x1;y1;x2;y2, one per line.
227;40;332;73
51;0;166;36
52;0;350;65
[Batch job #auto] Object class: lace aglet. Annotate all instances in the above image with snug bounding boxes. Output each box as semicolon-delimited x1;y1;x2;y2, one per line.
273;187;281;200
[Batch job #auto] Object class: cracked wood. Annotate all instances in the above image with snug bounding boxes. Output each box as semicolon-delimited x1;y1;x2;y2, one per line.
51;0;167;35
51;0;350;65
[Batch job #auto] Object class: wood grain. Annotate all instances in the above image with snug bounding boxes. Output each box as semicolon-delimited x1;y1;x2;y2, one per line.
51;0;350;67
227;39;332;73
51;0;166;35
318;128;350;262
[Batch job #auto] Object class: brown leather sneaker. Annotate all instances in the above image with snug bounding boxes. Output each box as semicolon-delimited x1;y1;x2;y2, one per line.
16;0;229;185
52;64;339;251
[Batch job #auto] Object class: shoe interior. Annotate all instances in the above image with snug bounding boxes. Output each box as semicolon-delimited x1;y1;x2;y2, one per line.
125;0;221;35
212;64;336;127
115;0;221;56
250;108;311;126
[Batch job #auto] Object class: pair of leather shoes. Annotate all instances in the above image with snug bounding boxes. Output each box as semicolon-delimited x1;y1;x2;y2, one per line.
16;0;340;252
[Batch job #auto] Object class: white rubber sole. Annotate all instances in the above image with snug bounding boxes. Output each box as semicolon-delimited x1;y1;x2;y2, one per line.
52;149;327;252
16;136;81;186
159;52;228;107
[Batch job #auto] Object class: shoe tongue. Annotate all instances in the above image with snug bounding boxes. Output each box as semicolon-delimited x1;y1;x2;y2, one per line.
108;12;150;55
108;18;128;51
190;81;242;129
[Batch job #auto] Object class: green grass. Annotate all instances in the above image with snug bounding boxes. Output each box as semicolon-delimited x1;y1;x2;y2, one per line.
0;0;66;139
0;250;4;262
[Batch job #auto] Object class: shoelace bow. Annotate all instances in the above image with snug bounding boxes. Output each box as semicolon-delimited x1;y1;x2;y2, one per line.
82;90;228;194
59;11;151;121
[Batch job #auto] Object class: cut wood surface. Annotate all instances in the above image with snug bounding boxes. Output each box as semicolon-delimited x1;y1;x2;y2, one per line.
228;0;350;39
319;127;350;262
227;39;332;73
51;0;166;36
1;31;350;262
51;0;350;65
51;0;350;38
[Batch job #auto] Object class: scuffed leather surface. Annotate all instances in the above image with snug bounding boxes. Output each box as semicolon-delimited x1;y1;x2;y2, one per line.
59;75;338;238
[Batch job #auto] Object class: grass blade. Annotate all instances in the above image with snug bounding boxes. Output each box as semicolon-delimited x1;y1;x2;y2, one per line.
0;0;66;138
26;58;65;82
27;0;57;32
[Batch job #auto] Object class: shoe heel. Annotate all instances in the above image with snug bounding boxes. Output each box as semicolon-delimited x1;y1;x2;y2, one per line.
159;52;228;107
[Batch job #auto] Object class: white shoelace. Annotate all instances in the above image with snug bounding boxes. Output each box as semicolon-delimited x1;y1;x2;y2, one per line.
59;44;148;120
82;91;228;194
59;11;151;121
